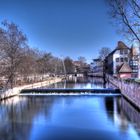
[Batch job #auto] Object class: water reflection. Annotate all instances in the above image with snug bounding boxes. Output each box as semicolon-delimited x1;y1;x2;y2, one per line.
0;96;55;140
120;98;140;134
104;97;129;131
46;77;117;89
0;96;139;140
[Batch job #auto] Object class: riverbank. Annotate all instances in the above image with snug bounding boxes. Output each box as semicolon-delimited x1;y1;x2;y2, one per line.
0;77;62;100
107;75;140;110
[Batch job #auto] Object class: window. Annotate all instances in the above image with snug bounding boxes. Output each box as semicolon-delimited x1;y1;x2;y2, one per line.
129;60;133;65
133;61;138;65
124;57;128;62
120;50;123;54
120;58;123;62
132;66;138;70
124;49;128;54
116;58;119;62
134;55;138;60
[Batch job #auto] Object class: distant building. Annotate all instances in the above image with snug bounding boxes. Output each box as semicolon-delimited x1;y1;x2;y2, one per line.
73;61;90;75
73;61;82;73
105;41;133;78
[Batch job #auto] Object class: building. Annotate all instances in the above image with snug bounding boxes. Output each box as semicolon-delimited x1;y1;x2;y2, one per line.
73;61;90;76
105;41;133;78
117;63;132;78
129;45;139;78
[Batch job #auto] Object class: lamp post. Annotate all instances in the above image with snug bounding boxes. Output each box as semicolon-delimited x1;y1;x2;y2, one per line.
60;55;67;79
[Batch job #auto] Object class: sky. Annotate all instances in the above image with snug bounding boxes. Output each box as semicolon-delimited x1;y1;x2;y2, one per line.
0;0;123;63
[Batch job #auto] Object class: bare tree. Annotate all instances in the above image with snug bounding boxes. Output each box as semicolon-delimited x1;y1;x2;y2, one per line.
0;20;27;88
64;57;75;74
37;53;54;74
99;47;111;61
0;20;84;88
106;0;140;78
106;0;140;42
78;56;86;64
51;57;63;75
98;47;111;83
18;47;40;83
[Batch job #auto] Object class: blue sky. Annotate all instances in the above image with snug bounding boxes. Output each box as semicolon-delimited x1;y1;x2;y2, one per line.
0;0;123;62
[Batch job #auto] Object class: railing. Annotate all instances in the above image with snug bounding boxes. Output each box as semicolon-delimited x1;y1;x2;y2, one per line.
106;74;140;109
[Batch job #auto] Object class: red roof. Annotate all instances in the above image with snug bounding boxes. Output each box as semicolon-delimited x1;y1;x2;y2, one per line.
118;63;132;73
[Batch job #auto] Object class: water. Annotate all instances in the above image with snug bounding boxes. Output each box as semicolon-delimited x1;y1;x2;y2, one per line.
45;77;117;89
0;78;140;140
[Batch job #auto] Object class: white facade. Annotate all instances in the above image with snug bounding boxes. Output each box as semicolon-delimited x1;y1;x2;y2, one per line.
113;49;130;75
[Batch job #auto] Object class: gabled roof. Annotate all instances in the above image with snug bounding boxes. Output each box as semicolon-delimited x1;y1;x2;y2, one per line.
116;41;129;49
118;63;132;73
106;41;130;58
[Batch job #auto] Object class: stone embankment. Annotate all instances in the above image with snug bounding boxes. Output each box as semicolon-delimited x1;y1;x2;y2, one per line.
107;75;140;110
0;77;62;100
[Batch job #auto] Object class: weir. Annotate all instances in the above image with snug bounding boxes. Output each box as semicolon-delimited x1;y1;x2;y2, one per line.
20;88;121;94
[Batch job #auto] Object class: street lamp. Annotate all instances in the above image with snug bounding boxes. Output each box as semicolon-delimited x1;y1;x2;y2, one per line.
60;55;67;78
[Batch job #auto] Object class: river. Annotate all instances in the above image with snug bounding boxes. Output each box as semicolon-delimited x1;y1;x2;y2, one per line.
0;78;139;140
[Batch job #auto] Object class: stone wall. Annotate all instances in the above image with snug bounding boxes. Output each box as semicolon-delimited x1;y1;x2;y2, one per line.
107;75;140;109
0;77;62;100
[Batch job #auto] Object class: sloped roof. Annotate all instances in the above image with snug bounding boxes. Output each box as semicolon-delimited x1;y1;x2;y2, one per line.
106;41;130;58
116;41;129;49
118;63;132;73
